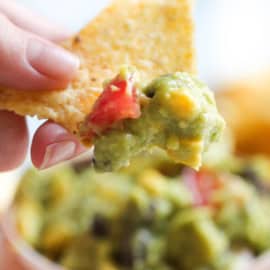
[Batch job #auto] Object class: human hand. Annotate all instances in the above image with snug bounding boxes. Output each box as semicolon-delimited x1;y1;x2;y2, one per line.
0;0;86;172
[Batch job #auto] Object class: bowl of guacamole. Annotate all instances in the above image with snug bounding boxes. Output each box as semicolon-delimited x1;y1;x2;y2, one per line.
2;147;270;270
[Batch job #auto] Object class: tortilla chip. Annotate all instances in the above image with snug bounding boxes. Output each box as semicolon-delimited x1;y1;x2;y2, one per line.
217;72;270;155
0;0;195;136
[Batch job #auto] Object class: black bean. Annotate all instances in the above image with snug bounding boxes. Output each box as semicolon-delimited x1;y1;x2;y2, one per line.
90;214;110;238
94;158;112;171
238;166;270;194
72;159;94;174
238;167;258;182
113;245;134;268
73;35;81;44
145;89;155;98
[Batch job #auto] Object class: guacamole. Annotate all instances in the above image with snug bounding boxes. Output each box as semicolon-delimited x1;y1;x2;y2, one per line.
81;68;225;172
14;153;270;270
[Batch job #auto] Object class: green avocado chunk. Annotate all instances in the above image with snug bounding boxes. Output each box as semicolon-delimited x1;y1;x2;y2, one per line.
167;209;228;269
94;72;225;172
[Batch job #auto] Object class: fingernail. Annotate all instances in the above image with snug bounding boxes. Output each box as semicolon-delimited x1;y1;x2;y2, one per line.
40;141;76;169
27;38;80;80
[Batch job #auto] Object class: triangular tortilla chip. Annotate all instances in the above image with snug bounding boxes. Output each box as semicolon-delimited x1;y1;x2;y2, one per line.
0;0;195;135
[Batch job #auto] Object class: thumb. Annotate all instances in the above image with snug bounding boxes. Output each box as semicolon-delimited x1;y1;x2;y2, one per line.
0;14;79;91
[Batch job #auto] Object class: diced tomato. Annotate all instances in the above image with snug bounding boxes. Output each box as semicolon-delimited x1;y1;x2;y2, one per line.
182;168;223;206
83;72;141;137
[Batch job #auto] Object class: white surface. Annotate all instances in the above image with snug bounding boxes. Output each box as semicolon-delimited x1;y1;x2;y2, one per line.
0;170;21;212
195;0;270;84
16;0;110;31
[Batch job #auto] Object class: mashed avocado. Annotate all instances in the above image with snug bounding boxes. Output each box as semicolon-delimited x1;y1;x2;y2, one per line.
91;70;225;172
14;153;270;270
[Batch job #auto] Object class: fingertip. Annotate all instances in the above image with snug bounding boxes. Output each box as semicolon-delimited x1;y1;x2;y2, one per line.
0;15;79;91
31;121;86;169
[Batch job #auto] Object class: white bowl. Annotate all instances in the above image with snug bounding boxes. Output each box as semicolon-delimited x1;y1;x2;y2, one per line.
0;210;64;270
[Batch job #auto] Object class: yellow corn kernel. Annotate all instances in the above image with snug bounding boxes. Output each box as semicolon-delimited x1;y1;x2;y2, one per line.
16;200;42;246
101;261;118;270
167;91;197;120
42;222;75;252
138;169;166;196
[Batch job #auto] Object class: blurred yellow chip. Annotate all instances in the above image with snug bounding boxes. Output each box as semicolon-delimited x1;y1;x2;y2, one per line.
0;0;195;138
217;72;270;155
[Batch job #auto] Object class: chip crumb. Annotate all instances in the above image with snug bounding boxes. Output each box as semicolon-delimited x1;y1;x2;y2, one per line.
74;35;81;44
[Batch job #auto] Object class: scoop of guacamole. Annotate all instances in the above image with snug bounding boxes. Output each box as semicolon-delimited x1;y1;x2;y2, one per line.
91;70;225;172
14;153;270;270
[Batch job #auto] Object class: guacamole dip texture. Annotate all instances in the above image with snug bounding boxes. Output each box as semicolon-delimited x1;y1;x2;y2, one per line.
90;70;225;172
15;153;270;270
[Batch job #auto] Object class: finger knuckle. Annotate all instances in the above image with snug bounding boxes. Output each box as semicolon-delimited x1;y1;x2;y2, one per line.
0;16;27;68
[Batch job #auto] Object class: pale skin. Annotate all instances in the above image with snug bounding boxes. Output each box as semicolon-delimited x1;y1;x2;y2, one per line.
0;0;86;172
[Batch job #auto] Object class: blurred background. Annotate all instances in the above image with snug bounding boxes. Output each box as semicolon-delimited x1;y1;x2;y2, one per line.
0;0;269;207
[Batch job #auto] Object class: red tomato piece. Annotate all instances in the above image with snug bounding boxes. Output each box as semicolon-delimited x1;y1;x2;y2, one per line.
85;73;141;136
183;168;223;206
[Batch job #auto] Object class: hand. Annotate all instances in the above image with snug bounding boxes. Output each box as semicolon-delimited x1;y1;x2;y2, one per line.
0;0;86;172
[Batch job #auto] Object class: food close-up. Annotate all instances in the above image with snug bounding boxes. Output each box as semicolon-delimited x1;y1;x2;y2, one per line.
9;148;270;270
0;0;270;270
